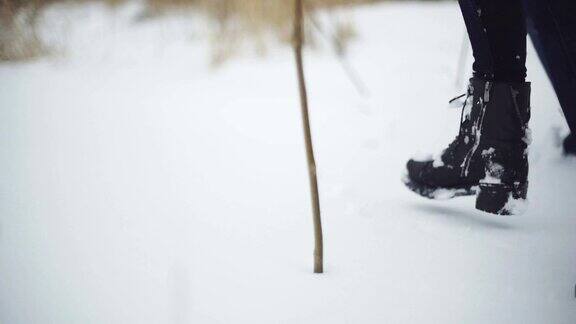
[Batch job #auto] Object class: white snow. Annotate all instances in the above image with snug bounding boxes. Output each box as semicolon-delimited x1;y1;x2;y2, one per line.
480;174;502;185
481;157;503;185
2;2;576;324
462;89;474;120
410;151;433;162
430;187;468;200
482;147;496;156
500;195;529;216
432;155;445;168
524;127;533;145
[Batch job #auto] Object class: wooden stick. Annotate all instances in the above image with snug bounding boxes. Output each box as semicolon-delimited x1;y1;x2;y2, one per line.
293;0;323;274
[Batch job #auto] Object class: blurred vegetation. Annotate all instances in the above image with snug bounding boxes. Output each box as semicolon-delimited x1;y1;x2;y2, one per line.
1;0;45;60
151;0;370;65
0;0;432;62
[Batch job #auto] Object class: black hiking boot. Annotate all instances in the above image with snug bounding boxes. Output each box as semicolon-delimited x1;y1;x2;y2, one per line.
403;78;531;215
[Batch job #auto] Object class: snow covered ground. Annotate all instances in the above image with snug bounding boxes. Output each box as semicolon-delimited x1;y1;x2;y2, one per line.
1;1;576;323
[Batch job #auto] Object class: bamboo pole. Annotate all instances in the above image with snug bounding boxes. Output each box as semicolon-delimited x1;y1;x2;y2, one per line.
293;0;324;274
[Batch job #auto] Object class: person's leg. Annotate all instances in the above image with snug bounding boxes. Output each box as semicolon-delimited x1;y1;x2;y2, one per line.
404;0;531;215
460;0;527;82
523;0;576;154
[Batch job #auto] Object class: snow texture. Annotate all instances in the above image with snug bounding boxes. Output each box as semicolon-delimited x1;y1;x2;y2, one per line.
432;156;445;168
462;89;474;120
481;156;503;185
430;187;469;200
500;195;529;216
1;2;576;324
411;151;433;162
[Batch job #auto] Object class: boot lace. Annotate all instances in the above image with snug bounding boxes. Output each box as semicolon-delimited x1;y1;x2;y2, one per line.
450;86;473;140
442;86;473;161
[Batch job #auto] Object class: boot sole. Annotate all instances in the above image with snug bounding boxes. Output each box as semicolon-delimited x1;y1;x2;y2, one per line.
402;176;478;200
402;176;529;216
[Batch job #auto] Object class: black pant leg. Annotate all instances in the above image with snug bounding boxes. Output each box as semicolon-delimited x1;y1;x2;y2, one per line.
459;0;527;82
524;0;576;134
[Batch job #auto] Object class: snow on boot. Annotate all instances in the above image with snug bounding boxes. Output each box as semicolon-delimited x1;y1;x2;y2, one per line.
404;78;531;215
403;78;489;200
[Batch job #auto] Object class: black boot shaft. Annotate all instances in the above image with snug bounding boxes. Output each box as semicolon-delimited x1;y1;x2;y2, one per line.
481;81;531;146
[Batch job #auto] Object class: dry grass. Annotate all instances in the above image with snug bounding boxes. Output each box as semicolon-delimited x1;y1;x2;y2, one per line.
0;0;381;62
143;0;375;65
1;0;46;61
0;0;130;61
